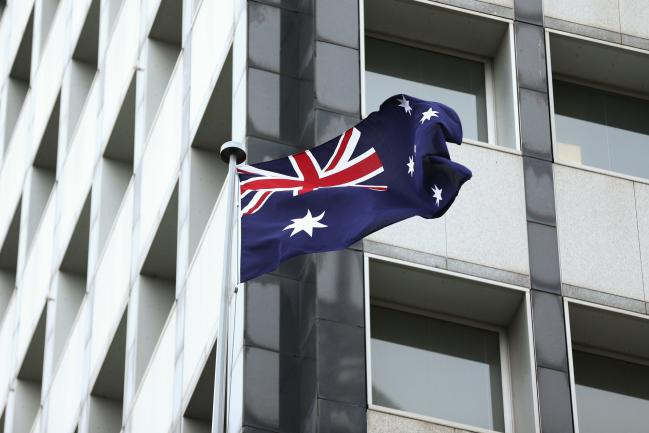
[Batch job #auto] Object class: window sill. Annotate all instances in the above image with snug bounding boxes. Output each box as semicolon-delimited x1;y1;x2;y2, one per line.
461;138;521;156
554;158;649;186
368;404;504;433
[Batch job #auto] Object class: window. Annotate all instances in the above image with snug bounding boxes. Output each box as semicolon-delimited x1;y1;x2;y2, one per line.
572;350;649;433
566;301;649;433
365;37;489;142
363;0;519;149
554;80;649;179
366;256;539;433
371;304;505;431
549;32;649;180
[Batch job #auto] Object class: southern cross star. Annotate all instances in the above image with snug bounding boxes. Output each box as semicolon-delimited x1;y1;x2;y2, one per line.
397;95;412;115
283;210;327;237
420;107;439;124
406;156;415;176
432;184;443;206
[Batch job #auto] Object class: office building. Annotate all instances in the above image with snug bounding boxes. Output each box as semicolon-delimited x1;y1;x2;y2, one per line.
1;0;649;432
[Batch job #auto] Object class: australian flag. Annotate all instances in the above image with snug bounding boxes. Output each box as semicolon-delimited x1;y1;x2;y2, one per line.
238;95;472;282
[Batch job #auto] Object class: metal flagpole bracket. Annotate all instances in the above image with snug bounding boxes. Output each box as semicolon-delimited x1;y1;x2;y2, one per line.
220;141;247;165
212;140;246;433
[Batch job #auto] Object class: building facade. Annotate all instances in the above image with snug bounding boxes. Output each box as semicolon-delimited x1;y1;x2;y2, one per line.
1;0;649;432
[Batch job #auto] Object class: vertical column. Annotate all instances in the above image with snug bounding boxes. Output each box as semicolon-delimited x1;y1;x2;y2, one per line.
170;2;194;431
309;0;366;430
242;1;313;429
513;1;574;433
241;0;366;431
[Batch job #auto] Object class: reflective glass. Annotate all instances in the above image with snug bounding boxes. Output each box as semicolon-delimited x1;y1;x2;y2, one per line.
554;80;649;179
371;305;505;431
364;37;488;142
573;350;649;433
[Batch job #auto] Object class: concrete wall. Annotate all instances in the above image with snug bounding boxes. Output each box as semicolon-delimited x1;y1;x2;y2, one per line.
0;0;240;432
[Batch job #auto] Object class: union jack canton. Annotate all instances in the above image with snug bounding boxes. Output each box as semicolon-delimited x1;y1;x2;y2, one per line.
238;95;472;282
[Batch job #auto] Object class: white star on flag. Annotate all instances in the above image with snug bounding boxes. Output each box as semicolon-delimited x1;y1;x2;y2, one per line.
407;156;415;176
432;185;443;206
397;95;412;115
420;108;439;124
283;210;327;237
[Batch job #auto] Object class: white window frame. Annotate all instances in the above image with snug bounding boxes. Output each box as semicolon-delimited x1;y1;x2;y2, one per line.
563;297;649;433
546;28;649;185
364;253;517;433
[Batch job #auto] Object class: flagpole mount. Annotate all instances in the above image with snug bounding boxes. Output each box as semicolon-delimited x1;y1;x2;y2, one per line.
220;141;247;165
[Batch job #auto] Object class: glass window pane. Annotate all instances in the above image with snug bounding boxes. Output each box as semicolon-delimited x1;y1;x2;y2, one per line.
364;37;488;142
573;350;649;433
554;80;649;179
371;305;505;432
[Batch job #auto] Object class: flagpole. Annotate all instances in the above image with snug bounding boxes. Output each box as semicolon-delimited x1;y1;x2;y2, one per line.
213;141;246;433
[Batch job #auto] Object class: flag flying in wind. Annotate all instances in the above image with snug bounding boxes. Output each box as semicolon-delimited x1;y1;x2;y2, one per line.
238;95;472;282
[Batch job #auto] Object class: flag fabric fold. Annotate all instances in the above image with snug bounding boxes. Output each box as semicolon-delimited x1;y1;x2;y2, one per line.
238;94;472;282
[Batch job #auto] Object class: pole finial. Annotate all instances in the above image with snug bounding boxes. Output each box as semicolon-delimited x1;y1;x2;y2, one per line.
220;141;247;164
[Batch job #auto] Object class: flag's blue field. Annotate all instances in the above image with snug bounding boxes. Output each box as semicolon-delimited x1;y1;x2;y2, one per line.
238;95;472;282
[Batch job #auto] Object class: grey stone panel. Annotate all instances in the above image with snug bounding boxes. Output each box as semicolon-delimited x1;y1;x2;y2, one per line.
366;215;446;261
298;78;315;146
554;165;644;301
314;42;360;116
268;253;313;281
515;22;547;93
299;266;317;350
562;283;647;314
248;2;300;77
317;319;366;405
367;410;455;433
250;0;309;12
621;33;649;51
532;291;569;371
536;367;575;433
246;136;305;164
514;0;543;25
243;346;301;433
299;326;317;433
523;156;556;226
543;16;622;45
247;67;302;146
315;250;365;327
242;427;282;433
315;0;359;49
318;398;366;433
619;0;649;40
427;0;514;19
446;144;530;275
543;0;620;33
527;221;561;294
518;87;552;161
447;258;531;288
363;239;530;288
635;183;649;303
362;239;447;271
314;109;359;145
245;275;301;356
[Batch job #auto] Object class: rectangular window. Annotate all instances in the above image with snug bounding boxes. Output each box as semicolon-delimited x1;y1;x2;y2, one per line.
549;32;649;180
554;79;649;179
572;349;649;433
363;0;520;149
366;257;539;433
370;303;505;432
567;300;649;433
364;36;489;143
